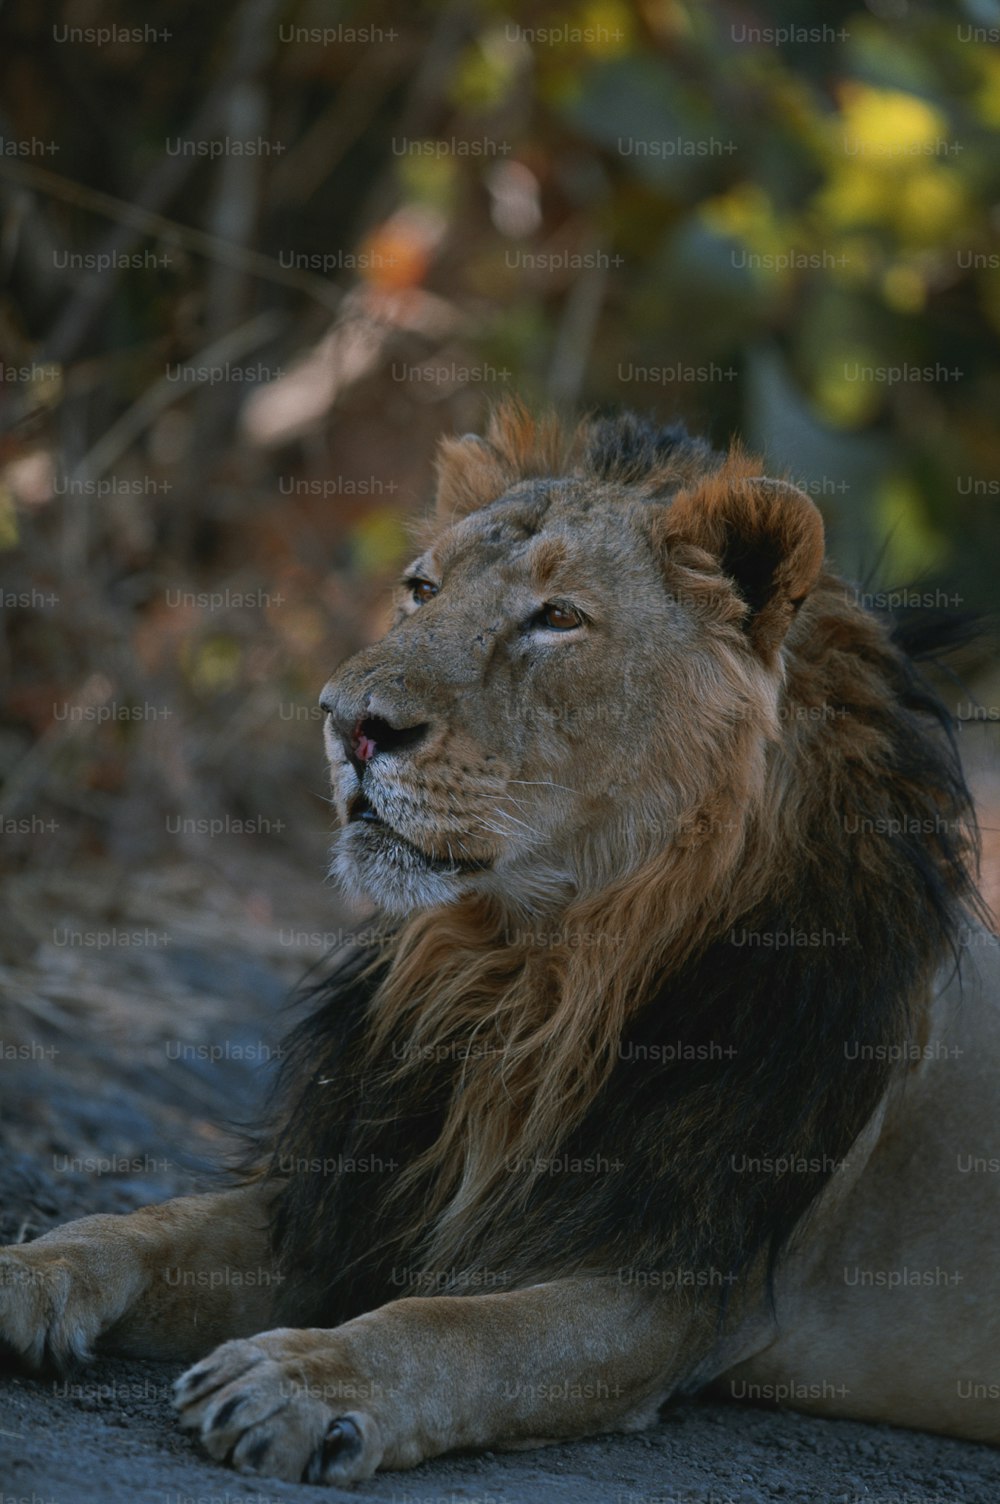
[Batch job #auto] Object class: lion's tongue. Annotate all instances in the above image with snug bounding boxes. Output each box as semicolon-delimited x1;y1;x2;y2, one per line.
351;723;377;763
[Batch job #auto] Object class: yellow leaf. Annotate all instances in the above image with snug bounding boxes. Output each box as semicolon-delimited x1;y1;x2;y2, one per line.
579;1;633;55
882;263;927;313
837;83;950;166
813;353;883;428
350;509;409;576
876;475;947;578
0;485;19;549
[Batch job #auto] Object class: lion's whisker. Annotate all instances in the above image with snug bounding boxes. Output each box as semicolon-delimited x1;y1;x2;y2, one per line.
473;811;545;843
506;780;577;794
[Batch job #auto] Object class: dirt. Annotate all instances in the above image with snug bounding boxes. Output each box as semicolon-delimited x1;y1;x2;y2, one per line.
5;1359;998;1504
2;848;1000;1504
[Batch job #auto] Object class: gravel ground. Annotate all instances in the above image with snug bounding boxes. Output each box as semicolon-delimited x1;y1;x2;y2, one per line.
4;1357;998;1504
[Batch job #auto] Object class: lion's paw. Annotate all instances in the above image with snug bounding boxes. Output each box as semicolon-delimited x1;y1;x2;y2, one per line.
173;1333;385;1485
0;1243;115;1371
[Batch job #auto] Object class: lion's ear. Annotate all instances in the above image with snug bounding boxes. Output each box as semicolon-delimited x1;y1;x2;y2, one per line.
664;472;825;658
433;433;512;524
433;403;573;524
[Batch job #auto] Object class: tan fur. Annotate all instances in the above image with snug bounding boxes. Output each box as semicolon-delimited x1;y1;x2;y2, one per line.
432;400;579;527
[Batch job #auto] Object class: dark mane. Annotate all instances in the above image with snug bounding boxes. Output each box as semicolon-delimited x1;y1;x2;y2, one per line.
584;412;719;487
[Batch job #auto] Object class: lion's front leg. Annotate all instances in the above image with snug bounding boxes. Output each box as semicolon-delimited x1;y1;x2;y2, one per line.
173;1277;700;1485
0;1182;277;1369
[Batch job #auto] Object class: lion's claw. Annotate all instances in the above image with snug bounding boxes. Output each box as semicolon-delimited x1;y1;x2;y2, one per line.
304;1414;365;1483
174;1335;384;1484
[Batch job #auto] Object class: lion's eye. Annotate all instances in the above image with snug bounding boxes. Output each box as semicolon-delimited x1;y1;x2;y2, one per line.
536;602;584;631
409;579;439;605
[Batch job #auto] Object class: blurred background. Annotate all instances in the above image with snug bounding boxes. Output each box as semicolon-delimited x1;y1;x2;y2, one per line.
4;0;1000;872
1;0;999;1224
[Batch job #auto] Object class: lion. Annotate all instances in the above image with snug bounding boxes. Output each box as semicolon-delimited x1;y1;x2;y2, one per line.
2;403;998;1486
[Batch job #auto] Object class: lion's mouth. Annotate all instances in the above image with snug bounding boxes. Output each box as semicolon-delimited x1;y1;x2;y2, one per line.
349;789;384;826
347;788;490;874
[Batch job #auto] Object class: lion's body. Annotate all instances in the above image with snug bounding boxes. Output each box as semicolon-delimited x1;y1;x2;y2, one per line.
1;406;997;1484
727;940;1000;1442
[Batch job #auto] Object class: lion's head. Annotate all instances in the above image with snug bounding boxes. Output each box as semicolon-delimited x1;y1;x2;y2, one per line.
320;404;824;918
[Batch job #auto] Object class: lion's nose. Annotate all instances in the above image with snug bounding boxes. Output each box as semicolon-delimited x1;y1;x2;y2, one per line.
319;684;430;776
345;713;430;770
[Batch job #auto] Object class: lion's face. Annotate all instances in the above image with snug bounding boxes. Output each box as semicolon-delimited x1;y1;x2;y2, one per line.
320;414;824;916
323;480;690;913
